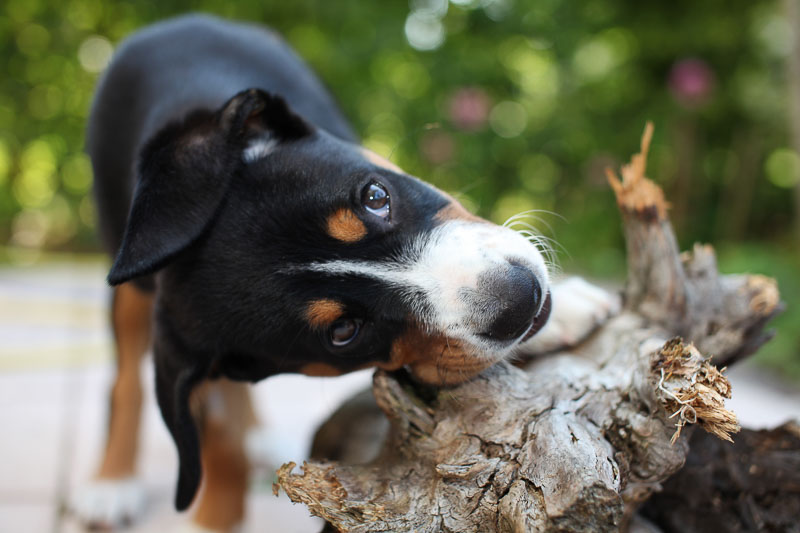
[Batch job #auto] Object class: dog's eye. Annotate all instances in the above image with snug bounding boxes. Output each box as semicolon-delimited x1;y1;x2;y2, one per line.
362;182;390;219
329;318;362;347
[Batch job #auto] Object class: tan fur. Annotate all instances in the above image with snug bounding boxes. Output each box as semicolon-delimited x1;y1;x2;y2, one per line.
191;379;252;531
96;283;154;479
306;298;345;327
434;199;485;224
360;147;404;174
97;284;257;531
326;208;368;243
380;325;489;385
300;362;346;377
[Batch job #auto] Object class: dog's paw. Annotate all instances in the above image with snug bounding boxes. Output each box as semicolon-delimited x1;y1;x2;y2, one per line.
70;476;146;529
518;277;621;354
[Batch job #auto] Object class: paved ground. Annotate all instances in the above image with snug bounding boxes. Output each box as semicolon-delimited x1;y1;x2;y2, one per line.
1;257;799;533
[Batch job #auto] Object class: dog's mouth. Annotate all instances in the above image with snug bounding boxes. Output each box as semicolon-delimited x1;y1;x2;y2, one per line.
405;292;552;386
519;291;552;343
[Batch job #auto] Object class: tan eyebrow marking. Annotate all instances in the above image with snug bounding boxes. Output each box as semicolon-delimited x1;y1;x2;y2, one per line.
327;208;368;243
434;199;484;223
360;147;404;174
305;299;345;328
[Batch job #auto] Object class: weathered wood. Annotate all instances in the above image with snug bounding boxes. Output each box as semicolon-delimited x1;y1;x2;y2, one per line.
275;124;781;532
641;422;800;532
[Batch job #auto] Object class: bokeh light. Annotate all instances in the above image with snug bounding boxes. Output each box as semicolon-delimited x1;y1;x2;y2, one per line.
16;23;50;56
447;87;491;131
61;153;93;195
13;139;58;209
489;101;527;138
78;36;113;73
518;154;560;194
765;148;800;188
404;11;445;51
0;141;10;187
669;58;715;108
0;0;798;376
572;29;634;83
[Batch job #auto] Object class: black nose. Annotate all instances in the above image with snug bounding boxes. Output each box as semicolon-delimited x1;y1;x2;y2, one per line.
481;264;542;342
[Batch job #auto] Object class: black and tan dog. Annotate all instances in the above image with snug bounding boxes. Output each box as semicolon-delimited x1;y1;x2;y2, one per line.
72;14;618;532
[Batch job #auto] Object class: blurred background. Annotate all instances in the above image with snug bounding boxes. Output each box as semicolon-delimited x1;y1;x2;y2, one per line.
1;0;798;374
1;0;800;531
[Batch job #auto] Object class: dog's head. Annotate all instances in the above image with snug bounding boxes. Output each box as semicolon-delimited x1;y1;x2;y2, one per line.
109;89;552;509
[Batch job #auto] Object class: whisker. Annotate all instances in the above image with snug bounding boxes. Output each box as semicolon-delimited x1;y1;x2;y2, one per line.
512;229;569;257
504;214;558;236
502;208;567;222
508;225;566;276
502;209;567;229
503;216;555;241
506;221;569;252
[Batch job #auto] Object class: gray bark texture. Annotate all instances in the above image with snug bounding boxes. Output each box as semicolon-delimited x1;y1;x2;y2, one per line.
274;124;782;532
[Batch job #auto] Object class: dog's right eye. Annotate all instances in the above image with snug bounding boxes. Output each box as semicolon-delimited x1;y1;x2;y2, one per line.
329;318;362;347
362;182;390;220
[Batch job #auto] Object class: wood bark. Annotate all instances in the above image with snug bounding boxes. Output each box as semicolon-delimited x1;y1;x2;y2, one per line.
274;124;782;532
641;422;800;532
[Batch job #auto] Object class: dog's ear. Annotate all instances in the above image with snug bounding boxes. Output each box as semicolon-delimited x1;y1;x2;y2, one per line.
154;346;208;511
107;89;312;285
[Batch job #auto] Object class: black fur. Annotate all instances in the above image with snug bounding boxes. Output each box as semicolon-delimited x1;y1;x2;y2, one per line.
90;15;453;510
107;90;312;285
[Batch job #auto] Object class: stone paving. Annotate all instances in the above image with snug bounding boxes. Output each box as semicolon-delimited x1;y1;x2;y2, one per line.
0;257;798;533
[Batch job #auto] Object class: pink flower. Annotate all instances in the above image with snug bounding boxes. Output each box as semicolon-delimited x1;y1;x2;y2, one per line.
447;87;491;131
669;58;715;108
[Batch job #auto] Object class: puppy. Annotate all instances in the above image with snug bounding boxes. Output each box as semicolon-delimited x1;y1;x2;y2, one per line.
73;14;617;532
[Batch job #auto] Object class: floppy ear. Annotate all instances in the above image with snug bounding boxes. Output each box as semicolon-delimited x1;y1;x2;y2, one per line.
107;89;312;285
154;345;208;511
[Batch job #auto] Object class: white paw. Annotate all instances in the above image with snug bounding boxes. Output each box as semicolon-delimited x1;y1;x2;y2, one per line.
519;277;621;354
70;476;146;529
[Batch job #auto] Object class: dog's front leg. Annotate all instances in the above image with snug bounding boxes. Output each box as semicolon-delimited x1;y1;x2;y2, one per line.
517;276;621;355
71;282;153;528
189;379;252;532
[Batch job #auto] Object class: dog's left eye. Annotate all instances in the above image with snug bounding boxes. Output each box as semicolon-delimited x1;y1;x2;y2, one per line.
329;318;362;347
362;182;390;219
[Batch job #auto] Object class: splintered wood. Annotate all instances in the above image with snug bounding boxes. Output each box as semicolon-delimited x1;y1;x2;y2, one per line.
653;338;738;444
275;124;781;533
606;121;670;221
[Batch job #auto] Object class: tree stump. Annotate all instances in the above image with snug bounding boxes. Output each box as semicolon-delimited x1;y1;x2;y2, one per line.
274;123;782;532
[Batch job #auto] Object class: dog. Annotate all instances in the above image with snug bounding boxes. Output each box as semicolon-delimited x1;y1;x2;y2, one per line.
71;14;618;532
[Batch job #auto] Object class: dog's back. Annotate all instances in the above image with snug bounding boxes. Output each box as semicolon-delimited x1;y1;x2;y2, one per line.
88;14;356;259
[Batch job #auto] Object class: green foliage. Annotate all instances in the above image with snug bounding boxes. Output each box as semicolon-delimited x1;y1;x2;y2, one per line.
717;242;800;380
0;0;797;371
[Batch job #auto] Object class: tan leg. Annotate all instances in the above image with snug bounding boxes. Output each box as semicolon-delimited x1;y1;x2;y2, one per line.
97;282;154;479
191;379;252;531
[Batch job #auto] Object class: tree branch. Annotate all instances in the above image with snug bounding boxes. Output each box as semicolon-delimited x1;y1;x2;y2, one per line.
275;124;781;532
